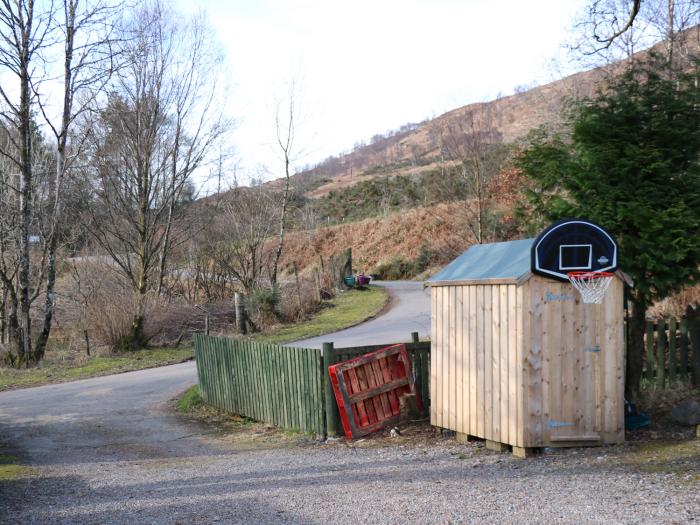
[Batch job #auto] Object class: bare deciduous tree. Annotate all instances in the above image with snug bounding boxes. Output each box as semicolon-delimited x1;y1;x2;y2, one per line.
569;0;700;68
0;0;118;365
270;82;303;286
431;105;507;245
82;0;227;349
195;185;279;298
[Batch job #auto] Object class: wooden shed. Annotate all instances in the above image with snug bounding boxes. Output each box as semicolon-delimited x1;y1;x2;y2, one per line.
426;236;625;455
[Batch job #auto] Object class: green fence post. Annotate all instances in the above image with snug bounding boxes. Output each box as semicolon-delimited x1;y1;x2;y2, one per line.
323;342;340;437
411;331;419;344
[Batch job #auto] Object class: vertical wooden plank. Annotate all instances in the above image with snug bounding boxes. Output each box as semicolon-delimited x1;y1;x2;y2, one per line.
562;286;577;437
250;343;260;420
260;344;270;424
430;288;438;427
499;285;509;445
603;277;624;442
441;286;450;428
243;341;253;417
657;320;667;389
286;347;296;429
460;287;468;435
645;321;655;380
477;285;486;438
492;284;501;443
455;286;464;433
469;285;478;436
679;319;689;382
432;286;446;428
514;285;525;448
529;277;544;447
448;285;457;431
545;280;563;444
669;318;677;383
484;285;493;441
580;300;594;436
508;285;517;447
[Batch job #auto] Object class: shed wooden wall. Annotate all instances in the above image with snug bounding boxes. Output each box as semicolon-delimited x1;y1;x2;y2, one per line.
431;283;525;447
430;275;625;448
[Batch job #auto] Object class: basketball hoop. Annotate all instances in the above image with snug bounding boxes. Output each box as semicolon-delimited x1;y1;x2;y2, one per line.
567;271;614;304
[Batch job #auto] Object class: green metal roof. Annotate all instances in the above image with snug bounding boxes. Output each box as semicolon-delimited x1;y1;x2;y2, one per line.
427;238;534;284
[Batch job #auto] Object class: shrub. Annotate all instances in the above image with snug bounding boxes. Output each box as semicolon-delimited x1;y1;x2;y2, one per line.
247;286;281;328
372;257;414;280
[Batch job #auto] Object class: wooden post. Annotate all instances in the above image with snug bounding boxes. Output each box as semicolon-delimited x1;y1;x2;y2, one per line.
234;292;246;334
204;313;210;336
669;318;677;383
323;342;340;437
657;320;667;388
680;319;689;381
689;313;700;387
411;331;420;344
83;329;90;357
645;321;654;380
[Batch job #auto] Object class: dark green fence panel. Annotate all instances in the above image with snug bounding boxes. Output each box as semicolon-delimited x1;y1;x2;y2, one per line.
642;318;700;387
194;335;325;435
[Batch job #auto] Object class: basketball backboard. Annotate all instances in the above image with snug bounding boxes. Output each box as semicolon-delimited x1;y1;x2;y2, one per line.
531;218;617;282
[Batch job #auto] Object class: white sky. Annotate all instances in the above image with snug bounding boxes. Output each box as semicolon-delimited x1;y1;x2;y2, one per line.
176;0;586;186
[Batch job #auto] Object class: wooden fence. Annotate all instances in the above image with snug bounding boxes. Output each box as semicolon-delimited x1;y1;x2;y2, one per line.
642;317;700;387
194;335;326;434
194;333;431;437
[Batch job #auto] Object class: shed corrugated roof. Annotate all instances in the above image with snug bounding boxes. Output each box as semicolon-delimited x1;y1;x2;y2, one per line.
427;238;534;284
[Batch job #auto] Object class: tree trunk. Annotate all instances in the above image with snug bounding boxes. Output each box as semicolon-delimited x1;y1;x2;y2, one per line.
271;158;291;286
625;296;647;402
17;26;33;365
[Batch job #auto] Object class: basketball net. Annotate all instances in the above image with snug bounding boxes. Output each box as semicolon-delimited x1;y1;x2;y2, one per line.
567;271;614;304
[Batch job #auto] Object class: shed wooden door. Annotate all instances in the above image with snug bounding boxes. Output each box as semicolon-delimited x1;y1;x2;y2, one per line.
542;286;602;444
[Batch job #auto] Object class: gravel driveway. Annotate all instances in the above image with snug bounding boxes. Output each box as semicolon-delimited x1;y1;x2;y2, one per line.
2;427;699;524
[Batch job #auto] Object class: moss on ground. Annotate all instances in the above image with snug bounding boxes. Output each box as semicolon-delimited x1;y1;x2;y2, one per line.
0;347;194;391
252;285;389;344
176;385;205;412
173;386;312;450
622;439;700;482
0;454;31;481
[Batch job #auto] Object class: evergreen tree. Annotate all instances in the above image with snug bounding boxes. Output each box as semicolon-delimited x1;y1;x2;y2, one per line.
517;55;700;399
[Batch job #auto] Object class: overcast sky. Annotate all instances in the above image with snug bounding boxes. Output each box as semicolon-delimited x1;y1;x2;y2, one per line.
176;0;586;187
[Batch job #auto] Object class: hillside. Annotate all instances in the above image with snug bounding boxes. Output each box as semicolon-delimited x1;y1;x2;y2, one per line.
296;26;700;199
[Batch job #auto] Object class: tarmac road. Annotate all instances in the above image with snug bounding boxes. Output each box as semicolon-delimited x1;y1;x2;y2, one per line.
289;280;431;349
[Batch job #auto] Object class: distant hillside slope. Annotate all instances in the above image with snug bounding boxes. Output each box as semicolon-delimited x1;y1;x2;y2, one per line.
297;26;700;198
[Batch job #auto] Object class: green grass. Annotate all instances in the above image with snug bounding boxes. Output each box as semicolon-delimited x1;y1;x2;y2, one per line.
0;454;30;481
252;285;389;344
0;347;194;391
176;385;205;412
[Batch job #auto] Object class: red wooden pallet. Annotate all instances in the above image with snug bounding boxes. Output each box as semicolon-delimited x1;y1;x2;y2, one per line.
328;344;422;439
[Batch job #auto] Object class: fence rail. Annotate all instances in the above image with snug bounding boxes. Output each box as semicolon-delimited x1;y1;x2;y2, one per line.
642;317;700;387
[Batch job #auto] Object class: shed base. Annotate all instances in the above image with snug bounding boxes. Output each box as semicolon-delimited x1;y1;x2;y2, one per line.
485;439;509;452
512;446;542;459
